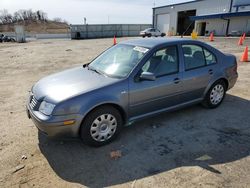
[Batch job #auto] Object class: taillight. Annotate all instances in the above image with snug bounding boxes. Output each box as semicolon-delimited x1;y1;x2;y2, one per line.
233;59;238;73
233;66;237;73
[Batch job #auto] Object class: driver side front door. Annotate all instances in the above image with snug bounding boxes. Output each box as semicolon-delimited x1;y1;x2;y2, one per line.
128;45;183;119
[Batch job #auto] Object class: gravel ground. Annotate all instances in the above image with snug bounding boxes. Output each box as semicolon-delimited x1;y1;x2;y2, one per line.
0;37;249;188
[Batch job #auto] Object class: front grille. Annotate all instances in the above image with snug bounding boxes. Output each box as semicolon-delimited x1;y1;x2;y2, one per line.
29;95;39;110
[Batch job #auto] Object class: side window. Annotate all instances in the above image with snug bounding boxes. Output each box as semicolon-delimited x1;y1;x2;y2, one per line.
203;48;217;65
142;46;178;77
182;45;206;70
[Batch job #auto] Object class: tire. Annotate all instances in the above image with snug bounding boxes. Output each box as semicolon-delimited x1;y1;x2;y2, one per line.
202;80;226;108
142;36;145;38
148;34;152;38
80;106;123;147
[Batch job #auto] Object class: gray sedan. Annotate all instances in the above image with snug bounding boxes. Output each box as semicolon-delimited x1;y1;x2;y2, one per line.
26;38;238;146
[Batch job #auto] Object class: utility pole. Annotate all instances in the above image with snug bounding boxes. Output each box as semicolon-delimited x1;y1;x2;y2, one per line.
226;0;233;36
153;0;156;28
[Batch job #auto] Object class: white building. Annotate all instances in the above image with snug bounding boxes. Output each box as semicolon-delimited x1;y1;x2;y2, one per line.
153;0;250;36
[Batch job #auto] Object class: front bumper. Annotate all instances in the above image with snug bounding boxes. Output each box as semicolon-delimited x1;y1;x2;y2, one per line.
140;32;148;36
26;104;83;138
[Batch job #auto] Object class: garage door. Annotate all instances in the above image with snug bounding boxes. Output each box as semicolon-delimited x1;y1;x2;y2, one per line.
157;14;170;33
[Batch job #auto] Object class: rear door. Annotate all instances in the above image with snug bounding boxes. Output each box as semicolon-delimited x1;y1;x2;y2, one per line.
180;44;218;102
128;45;183;118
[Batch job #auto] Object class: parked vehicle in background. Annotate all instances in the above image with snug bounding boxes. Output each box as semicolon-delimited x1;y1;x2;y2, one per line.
228;30;243;37
140;28;166;38
0;34;16;42
26;38;238;147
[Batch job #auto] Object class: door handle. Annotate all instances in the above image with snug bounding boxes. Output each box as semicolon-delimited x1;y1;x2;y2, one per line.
208;69;213;75
174;78;180;84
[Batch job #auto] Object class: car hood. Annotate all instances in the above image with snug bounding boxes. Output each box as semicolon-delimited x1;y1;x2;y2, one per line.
32;66;119;103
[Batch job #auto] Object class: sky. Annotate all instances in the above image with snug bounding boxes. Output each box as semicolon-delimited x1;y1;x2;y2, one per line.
0;0;194;24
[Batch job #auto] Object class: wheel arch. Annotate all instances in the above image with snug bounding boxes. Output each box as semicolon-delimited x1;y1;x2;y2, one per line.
79;103;127;133
203;77;229;98
219;78;229;90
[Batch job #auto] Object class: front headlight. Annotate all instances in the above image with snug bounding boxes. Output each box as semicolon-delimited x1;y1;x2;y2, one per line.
39;101;55;115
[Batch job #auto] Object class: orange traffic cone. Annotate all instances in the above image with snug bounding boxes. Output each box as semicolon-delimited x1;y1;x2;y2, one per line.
242;33;246;40
113;35;117;45
209;32;214;42
238;36;243;45
240;46;248;62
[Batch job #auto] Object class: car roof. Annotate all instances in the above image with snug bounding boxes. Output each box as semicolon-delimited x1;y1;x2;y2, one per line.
120;38;198;49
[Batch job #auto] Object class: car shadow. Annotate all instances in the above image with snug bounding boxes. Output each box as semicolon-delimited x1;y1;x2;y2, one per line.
38;94;250;187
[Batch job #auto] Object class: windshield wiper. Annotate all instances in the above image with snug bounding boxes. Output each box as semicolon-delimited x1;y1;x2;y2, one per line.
88;66;103;75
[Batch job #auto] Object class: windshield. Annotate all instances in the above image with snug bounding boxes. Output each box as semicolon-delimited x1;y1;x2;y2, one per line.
89;44;149;78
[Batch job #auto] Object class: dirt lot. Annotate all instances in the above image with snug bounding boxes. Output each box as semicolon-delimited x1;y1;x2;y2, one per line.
0;37;250;188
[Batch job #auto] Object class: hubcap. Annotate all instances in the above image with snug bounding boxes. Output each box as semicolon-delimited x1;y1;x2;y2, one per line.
90;114;117;142
210;84;224;105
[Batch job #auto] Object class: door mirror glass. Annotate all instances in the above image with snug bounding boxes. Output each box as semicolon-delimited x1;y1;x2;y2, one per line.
140;72;156;81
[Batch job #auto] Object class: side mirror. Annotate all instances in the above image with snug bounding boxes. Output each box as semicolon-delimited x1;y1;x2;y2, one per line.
139;72;156;81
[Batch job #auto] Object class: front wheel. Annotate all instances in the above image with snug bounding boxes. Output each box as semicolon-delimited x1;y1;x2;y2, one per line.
202;80;226;108
80;106;123;147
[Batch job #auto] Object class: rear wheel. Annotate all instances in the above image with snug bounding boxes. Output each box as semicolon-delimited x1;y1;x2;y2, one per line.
202;80;226;108
80;106;123;147
148;34;152;37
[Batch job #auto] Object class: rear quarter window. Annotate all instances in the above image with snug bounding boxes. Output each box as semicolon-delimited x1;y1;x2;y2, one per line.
203;48;217;65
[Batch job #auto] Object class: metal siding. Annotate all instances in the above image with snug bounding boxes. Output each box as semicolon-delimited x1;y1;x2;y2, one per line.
205;19;228;35
154;0;231;16
156;14;170;33
228;16;250;33
71;24;152;39
234;5;250;12
154;0;231;34
233;0;250;7
196;0;231;15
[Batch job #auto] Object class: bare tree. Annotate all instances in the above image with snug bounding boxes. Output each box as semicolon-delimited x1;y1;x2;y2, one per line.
53;17;63;22
13;11;23;22
0;9;13;24
0;9;66;24
38;10;47;21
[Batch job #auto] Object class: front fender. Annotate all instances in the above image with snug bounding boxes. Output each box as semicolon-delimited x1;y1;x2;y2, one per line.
79;79;128;117
79;93;128;120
